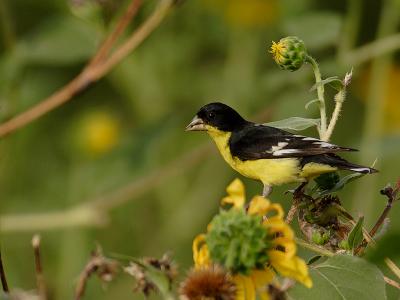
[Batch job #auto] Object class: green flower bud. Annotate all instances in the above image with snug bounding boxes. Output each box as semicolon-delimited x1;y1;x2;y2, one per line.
270;36;307;71
311;230;330;245
205;209;270;274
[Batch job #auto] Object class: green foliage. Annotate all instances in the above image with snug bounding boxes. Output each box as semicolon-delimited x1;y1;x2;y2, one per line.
316;173;365;197
206;209;270;274
347;216;364;252
288;255;387;300
314;172;340;191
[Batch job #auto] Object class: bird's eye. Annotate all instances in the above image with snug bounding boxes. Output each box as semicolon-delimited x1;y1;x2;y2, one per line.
208;112;215;119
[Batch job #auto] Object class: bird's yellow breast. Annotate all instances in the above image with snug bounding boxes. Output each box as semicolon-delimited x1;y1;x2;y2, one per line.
206;126;337;185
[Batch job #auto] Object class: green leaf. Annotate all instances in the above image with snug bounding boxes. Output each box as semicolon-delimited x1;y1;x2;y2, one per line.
305;98;319;110
288;255;387;300
347;216;364;251
309;77;343;92
307;255;322;265
265;117;320;131
316;173;365;196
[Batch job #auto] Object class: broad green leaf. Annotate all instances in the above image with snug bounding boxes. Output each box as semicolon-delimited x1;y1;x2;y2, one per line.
288;255;387;300
282;12;342;50
347;216;364;252
316;173;365;196
265;117;320;131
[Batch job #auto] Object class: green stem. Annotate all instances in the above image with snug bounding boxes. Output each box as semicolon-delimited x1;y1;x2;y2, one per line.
295;238;334;257
306;55;327;140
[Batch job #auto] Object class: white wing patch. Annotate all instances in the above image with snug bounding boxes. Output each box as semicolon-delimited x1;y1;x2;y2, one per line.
313;141;335;148
273;149;301;156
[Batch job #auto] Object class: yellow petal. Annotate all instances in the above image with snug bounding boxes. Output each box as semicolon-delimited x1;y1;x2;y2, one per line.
247;196;271;216
251;268;275;289
233;274;256;300
248;196;284;220
221;178;246;209
271;237;297;258
192;234;210;267
269;252;312;288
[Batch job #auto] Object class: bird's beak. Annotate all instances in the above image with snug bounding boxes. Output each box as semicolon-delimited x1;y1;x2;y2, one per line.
185;115;206;131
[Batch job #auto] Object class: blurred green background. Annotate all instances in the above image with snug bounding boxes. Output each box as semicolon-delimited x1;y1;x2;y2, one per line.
0;0;399;299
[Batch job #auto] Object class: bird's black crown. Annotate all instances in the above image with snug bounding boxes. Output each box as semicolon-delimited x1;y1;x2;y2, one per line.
196;102;249;132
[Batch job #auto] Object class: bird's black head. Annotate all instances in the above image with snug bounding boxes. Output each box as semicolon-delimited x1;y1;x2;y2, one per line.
186;102;248;132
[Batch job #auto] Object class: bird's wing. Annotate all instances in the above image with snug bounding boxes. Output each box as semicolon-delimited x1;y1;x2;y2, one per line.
229;125;356;160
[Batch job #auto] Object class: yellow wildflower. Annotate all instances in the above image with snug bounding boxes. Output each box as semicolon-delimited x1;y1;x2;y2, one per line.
192;179;312;300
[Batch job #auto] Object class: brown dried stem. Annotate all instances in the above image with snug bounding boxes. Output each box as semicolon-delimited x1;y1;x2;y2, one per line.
32;235;47;300
74;248;119;300
355;184;398;255
0;0;175;138
285;182;307;224
0;245;9;294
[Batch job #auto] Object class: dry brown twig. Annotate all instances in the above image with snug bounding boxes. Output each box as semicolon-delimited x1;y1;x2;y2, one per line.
32;235;47;300
0;244;9;294
0;0;177;138
74;247;119;300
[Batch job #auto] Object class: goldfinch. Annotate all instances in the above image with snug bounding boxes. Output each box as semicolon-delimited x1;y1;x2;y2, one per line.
186;102;377;196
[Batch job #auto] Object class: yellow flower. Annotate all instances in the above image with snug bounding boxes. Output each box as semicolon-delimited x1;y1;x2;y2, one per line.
76;110;120;156
192;179;312;300
269;37;307;72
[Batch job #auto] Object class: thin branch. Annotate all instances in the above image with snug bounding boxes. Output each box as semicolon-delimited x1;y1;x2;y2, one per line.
385;258;400;281
88;0;142;67
324;70;352;141
0;0;175;138
285;182;307;224
32;235;47;300
74;247;119;300
384;276;400;290
0;245;9;293
306;55;327;139
355;185;397;254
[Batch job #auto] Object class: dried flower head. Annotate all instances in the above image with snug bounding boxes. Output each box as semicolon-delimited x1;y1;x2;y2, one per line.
179;265;236;300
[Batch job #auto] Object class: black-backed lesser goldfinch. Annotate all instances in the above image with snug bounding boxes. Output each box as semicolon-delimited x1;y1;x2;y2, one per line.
186;102;377;196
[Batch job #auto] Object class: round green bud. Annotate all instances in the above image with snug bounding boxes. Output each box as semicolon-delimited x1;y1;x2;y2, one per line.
205;209;270;274
270;36;307;71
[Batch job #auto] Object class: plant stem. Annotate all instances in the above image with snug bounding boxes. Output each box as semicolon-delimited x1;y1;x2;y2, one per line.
0;246;9;293
324;88;346;141
294;238;334;257
306;55;327;140
32;235;47;300
0;0;175;138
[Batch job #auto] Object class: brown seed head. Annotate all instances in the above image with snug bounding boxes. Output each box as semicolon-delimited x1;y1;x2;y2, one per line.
179;265;236;300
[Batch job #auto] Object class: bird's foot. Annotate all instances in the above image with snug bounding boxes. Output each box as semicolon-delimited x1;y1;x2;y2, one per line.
262;185;273;198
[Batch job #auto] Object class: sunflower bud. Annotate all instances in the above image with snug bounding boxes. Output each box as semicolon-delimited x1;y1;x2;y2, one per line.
270;36;307;71
205;209;270;274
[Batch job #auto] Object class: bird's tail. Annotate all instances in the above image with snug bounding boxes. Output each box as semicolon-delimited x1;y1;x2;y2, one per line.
303;154;378;174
